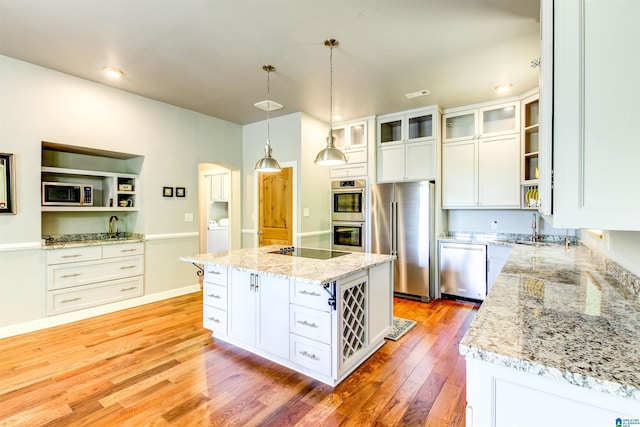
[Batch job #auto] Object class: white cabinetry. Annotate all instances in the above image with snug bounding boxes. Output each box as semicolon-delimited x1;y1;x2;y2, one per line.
442;134;520;208
228;268;290;359
442;100;520;209
199;260;393;386
377;107;439;182
46;242;144;315
210;172;230;202
466;358;639;427
549;0;640;230
330;118;370;179
202;265;228;335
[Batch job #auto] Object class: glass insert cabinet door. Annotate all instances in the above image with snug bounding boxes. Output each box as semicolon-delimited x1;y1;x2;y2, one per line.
444;111;477;141
479;103;518;136
379;111;434;144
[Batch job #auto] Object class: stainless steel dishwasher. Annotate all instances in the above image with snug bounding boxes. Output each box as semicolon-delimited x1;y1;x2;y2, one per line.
439;242;487;301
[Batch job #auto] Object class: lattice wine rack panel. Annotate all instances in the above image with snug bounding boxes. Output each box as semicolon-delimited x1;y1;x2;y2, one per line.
341;279;367;365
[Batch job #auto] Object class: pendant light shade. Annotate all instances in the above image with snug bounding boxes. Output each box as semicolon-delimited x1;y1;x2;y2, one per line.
315;39;347;166
255;65;282;172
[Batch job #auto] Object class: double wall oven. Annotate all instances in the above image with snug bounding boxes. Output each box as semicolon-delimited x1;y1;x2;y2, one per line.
331;179;366;252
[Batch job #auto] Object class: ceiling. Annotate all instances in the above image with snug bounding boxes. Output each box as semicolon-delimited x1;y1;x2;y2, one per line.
0;0;541;125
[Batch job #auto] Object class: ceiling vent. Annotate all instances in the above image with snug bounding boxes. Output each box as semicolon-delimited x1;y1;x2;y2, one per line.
405;89;431;99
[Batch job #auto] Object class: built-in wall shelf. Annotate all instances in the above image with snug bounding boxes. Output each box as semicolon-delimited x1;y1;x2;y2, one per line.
41;167;139;211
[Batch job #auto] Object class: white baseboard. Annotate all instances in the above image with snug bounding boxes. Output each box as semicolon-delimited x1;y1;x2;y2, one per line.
0;284;201;339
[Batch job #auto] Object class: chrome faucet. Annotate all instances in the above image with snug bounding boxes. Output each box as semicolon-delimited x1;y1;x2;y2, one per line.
109;215;119;234
531;213;539;242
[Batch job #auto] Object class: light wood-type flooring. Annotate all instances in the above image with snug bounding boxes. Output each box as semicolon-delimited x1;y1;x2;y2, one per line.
0;292;478;426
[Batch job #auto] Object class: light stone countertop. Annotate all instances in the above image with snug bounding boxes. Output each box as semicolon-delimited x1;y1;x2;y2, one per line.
460;243;640;400
41;233;146;249
180;246;395;284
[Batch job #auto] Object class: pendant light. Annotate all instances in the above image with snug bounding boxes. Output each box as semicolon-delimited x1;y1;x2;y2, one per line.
315;39;347;166
255;65;282;172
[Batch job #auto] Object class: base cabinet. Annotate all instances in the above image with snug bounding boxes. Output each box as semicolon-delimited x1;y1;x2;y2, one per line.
228;268;290;360
45;242;144;315
202;263;393;386
465;358;638;427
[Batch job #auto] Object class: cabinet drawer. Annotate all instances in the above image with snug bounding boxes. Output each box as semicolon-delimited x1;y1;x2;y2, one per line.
290;334;332;377
46;246;102;265
203;306;227;335
343;148;367;164
103;242;144;259
291;281;331;312
290;305;331;344
204;265;228;286
47;276;143;316
330;163;367;179
48;255;144;290
204;283;227;310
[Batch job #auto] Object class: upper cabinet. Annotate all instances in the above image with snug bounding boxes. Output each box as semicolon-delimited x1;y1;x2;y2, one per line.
210;172;230;202
443;101;520;143
549;0;640;230
521;91;540;210
330;117;372;179
442;100;521;209
377;106;440;182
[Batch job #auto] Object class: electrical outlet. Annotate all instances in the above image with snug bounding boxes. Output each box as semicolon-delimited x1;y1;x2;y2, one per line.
491;220;498;230
184;213;193;222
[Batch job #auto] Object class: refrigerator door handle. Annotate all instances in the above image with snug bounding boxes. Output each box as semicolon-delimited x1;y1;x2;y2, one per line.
392;201;399;256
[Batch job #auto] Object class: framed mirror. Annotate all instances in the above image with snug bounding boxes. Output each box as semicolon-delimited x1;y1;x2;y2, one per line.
0;153;16;214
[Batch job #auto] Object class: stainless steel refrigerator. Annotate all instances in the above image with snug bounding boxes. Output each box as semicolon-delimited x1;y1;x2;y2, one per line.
370;181;435;301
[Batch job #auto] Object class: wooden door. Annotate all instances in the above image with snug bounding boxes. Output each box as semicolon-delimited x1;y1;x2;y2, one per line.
258;167;292;246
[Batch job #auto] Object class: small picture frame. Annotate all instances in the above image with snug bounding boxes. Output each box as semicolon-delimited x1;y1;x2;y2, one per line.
0;153;16;215
176;187;186;197
163;186;173;197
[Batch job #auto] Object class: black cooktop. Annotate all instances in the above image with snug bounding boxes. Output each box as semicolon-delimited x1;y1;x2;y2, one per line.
268;247;350;260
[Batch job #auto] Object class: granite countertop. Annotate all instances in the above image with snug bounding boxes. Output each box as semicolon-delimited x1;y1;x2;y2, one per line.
460;243;640;400
41;233;146;249
180;246;395;284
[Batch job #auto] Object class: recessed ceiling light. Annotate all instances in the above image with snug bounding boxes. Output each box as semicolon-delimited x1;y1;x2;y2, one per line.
332;113;343;121
102;67;124;78
494;83;513;93
405;89;431;99
254;100;284;111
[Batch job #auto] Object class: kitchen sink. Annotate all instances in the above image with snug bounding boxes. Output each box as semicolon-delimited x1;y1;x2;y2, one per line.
514;240;549;247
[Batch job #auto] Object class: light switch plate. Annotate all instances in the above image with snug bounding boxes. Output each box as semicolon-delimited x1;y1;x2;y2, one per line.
303;208;310;217
184;213;193;222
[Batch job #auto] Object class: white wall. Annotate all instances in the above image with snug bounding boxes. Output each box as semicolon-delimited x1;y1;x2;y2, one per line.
579;230;640;277
241;112;330;248
446;209;575;236
0;55;242;329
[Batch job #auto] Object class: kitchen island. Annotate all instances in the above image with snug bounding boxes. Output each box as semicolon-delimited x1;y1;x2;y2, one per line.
180;246;395;386
460;243;640;426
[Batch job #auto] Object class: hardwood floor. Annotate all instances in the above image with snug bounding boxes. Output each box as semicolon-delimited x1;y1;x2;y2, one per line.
0;292;478;426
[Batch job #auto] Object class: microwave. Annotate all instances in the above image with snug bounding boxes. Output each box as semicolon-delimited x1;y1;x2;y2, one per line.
42;182;93;206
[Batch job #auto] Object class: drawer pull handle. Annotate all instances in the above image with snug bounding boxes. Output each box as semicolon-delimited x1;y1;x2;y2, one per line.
299;350;319;361
120;265;137;270
209;270;222;275
297;320;319;328
61;254;82;258
121;286;137;291
61;297;81;303
207;294;222;299
299;290;321;297
60;273;81;278
121;248;138;252
207;316;221;323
